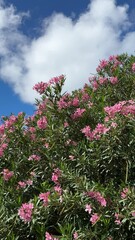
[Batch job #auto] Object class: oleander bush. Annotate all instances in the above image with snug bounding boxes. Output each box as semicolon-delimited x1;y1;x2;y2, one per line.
0;53;135;240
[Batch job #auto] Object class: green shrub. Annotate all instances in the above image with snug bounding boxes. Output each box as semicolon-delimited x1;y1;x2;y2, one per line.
0;53;135;239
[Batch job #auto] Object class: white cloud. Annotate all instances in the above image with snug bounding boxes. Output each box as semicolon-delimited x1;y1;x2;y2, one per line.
0;0;135;104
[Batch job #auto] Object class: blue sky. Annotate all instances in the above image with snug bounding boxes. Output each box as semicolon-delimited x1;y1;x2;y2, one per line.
0;0;135;118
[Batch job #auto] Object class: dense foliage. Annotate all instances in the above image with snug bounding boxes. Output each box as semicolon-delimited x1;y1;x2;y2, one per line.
0;54;135;240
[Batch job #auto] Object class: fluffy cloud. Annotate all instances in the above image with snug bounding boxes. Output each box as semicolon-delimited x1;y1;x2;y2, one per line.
0;0;135;104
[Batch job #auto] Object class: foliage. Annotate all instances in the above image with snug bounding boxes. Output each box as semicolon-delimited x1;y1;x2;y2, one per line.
0;53;135;240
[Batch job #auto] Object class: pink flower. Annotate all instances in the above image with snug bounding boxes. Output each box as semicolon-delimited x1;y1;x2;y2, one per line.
122;104;135;116
49;75;64;85
114;60;121;67
110;76;118;84
39;192;50;206
33;82;49;94
38;99;48;111
18;111;23;116
1;143;8;150
96;59;109;72
28;154;41;161
81;125;91;137
98;77;108;85
104;102;123;118
115;219;121;225
90;213;100;224
92;80;99;91
17;179;33;189
131;211;135;217
26;179;33;186
54;185;62;195
17;181;27;188
64;122;69;127
54;168;61;176
5;115;17;128
104;116;109;122
44;143;49;148
109;55;118;61
114;213;121;225
85;204;92;214
33;75;64;95
29;127;36;133
132;63;135;72
81;124;110;141
45;232;58;240
37;116;47;129
1;169;14;181
121;188;128;199
0;125;5;135
30;134;36;141
45;232;53;240
52;173;59;183
73;231;78;239
99;59;109;68
52;168;61;184
82;92;91;102
100;197;107;207
57;94;71;110
69;155;75;160
104;101;135;119
93;123;110;135
71;108;86;119
72;97;79;107
18;203;34;223
57;99;69;109
86;191;107;207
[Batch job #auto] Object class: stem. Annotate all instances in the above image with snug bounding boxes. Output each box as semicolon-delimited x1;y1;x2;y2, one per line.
125;161;128;184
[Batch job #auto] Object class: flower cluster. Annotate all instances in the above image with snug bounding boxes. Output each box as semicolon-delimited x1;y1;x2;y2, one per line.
96;55;121;72
104;100;135;119
33;75;64;94
39;192;50;206
17;179;33;189
71;108;86;119
33;82;49;94
1;168;14;181
28;154;41;161
89;75;118;91
37;116;47;129
86;191;107;207
18;203;34;223
90;213;100;225
4;115;17;129
57;94;71;110
85;204;100;224
81;123;110;140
